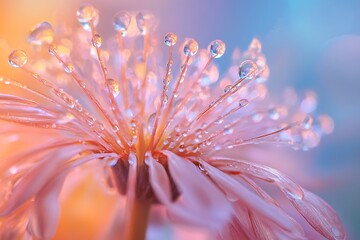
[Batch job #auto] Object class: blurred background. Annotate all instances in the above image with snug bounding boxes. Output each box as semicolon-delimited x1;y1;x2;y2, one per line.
0;0;359;238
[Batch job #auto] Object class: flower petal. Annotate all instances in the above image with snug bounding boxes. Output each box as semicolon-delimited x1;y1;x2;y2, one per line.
210;157;345;240
162;151;232;230
201;160;304;236
291;189;346;240
28;172;66;239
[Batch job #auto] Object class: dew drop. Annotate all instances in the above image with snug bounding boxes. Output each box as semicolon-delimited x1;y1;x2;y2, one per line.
107;78;120;97
28;22;54;45
224;126;234;135
178;145;185;153
136;12;146;34
269;108;280;120
77;4;99;31
238;99;249;107
198;163;206;172
224;85;232;93
183;39;199;56
164;32;177;46
8;50;27;68
208;40;226;58
92;33;102;48
147;112;156;131
239;60;258;78
113;11;131;36
56;112;74;124
64;63;74;73
302;115;313;129
215;117;224;125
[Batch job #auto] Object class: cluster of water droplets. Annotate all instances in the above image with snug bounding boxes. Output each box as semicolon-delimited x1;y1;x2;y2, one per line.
5;3;333;158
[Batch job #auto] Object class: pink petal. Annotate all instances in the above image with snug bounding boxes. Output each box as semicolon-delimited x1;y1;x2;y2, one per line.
28;173;66;239
147;154;172;204
161;151;232;230
0;145;84;216
210;158;345;239
291;189;346;240
201;160;304;236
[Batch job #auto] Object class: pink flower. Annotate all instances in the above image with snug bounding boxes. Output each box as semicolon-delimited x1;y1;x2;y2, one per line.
0;4;345;240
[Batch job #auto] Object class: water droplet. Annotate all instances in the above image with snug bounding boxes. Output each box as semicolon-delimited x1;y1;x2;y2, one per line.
208;40;226;58
28;22;54;45
238;99;249;107
8;50;27;68
136;12;146;34
302;115;313;129
9;166;18;175
147;112;156;131
239;60;258;78
269;108;280;120
64;63;74;73
107;78;120;97
224;126;234;135
113;11;131;36
111;124;119;133
215;117;224;124
183;39;198;56
198;163;206;172
56;112;74;124
248;38;262;53
163;94;168;104
77;4;99;31
178;145;185;152
224;85;232;93
92;33;102;48
252;113;263;122
164;32;177;46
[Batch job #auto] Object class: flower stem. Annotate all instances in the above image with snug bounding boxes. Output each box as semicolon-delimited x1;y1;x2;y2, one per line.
124;197;151;240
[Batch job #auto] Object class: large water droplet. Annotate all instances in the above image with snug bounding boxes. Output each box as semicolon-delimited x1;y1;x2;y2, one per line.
164;32;177;46
107;78;120;98
208;40;226;58
238;60;258;78
113;11;131;36
8;50;27;68
183;39;199;56
92;33;102;48
28;22;54;45
77;4;99;31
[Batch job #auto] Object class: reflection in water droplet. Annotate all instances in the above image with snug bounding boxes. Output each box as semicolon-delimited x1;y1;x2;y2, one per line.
238;60;258;78
113;11;131;36
208;40;226;58
77;4;99;31
92;33;102;48
164;32;177;46
8;50;27;68
28;22;54;45
238;99;249;107
107;78;120;97
184;39;199;56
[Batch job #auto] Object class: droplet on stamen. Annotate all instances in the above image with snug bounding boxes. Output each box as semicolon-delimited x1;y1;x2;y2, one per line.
136;12;146;35
238;60;258;78
92;33;102;48
302;115;313;129
28;22;54;46
184;39;199;56
164;32;177;46
208;40;226;58
107;79;120;98
77;4;99;31
239;99;249;107
8;50;27;68
113;11;131;36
